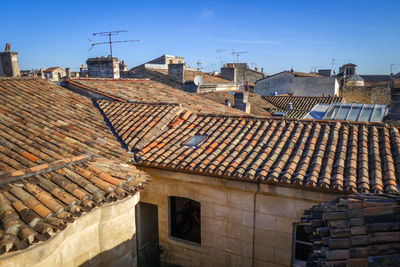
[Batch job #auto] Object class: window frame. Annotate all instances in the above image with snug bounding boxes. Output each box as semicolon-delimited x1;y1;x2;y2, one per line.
292;223;313;267
168;196;201;247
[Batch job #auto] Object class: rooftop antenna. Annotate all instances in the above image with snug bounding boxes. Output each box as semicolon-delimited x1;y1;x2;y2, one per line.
390;63;400;76
197;61;203;71
232;51;248;63
331;58;336;72
89;30;139;76
216;49;226;67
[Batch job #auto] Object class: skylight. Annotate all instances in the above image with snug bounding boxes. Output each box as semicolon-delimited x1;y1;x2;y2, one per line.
182;135;208;148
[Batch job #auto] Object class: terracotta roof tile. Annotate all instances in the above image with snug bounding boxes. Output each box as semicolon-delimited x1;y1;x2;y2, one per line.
103;106;400;195
0;77;150;255
68;78;247;116
263;95;345;118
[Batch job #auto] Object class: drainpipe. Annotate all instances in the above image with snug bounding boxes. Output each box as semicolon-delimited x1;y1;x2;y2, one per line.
252;182;261;267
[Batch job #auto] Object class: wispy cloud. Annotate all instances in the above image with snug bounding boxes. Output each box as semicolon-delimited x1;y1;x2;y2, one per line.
198;9;215;20
219;39;280;45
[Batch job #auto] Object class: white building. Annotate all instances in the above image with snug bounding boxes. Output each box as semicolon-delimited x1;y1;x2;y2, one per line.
255;71;339;97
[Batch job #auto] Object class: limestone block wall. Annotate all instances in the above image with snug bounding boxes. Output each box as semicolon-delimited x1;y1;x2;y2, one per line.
341;83;391;104
139;168;336;267
0;193;140;267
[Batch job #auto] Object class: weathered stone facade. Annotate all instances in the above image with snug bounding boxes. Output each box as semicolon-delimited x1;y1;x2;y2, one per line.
0;193;140;267
86;56;120;78
221;63;265;85
341;82;391;104
139;167;335;267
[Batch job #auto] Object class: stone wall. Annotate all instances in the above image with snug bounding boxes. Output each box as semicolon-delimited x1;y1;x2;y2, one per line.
220;67;236;82
168;63;185;83
0;51;20;77
139;167;336;267
341;83;391;104
235;68;265;85
0;193;140;267
255;73;338;97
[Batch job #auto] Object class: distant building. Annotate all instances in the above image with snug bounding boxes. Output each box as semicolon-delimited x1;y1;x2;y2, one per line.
86;56;120;78
43;67;66;82
345;74;364;86
220;63;265;87
255;70;339;97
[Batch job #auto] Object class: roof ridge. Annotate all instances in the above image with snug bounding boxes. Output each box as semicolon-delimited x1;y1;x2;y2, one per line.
0;154;93;186
72;78;150;82
195;113;387;127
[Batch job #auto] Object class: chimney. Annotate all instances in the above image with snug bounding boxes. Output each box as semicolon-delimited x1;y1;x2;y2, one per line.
288;102;293;110
168;63;185;83
66;68;71;78
391;86;400;113
0;43;20;77
261;68;264;73
234;92;251;113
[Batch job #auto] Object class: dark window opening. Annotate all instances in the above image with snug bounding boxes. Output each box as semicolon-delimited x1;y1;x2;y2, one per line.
292;224;313;267
169;197;201;244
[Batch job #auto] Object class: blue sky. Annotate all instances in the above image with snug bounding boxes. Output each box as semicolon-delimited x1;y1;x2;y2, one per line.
1;0;399;74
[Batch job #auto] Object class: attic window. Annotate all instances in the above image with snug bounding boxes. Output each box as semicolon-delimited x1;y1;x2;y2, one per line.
182;135;208;148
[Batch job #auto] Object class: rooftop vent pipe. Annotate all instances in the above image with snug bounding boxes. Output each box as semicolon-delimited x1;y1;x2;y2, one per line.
288;102;293;110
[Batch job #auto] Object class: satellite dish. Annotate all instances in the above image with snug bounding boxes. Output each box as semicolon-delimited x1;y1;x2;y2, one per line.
194;75;204;86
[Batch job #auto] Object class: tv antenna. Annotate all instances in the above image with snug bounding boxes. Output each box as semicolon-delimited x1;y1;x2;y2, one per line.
197;61;203;71
88;30;139;76
390;63;400;75
232;51;247;63
216;49;226;67
331;58;337;72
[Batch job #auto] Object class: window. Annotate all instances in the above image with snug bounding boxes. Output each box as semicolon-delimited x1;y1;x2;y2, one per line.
182;135;208;149
169;197;201;244
292;224;313;267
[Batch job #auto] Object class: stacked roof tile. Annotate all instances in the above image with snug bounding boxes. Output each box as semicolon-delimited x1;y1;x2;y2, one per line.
302;194;400;266
263;95;345;119
0;78;149;254
67;78;247;116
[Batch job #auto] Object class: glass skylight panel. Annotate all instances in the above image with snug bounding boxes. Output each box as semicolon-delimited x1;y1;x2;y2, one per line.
182;135;208;148
347;104;362;121
335;105;351;120
370;105;385;122
358;105;373;122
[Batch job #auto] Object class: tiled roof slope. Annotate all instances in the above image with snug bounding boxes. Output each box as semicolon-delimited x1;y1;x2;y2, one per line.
149;68;230;84
268;108;309;119
0;155;148;254
68;78;247;116
199;91;274;117
302;194;400;266
0;78;149;254
129;112;400;195
97;99;186;151
263;95;344;110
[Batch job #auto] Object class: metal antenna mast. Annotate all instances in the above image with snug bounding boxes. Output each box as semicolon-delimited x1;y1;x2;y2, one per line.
89;30;139;76
216;49;226;67
390;63;400;76
232;51;248;63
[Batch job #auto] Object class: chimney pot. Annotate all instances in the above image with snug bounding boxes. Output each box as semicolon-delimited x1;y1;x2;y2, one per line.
288;102;293;110
5;43;10;52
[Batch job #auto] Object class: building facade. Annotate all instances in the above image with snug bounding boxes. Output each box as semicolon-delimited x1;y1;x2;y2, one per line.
255;71;339;97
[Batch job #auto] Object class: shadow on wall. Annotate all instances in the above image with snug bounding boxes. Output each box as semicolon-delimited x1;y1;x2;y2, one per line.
79;234;137;267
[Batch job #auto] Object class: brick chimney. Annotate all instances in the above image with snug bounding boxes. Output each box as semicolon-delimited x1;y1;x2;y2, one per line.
168;63;185;83
391;86;400;113
234;92;251;113
0;43;20;77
